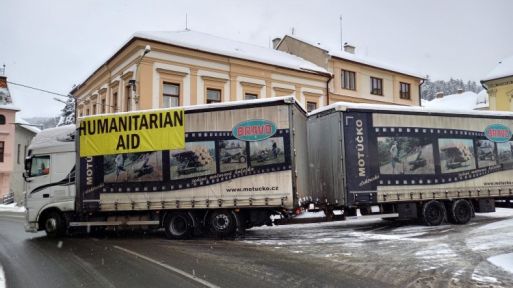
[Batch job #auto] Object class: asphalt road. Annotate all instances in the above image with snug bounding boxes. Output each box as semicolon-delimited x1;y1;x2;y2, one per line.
0;213;388;288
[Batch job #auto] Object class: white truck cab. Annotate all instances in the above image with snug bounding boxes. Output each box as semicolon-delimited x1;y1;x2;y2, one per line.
24;125;76;235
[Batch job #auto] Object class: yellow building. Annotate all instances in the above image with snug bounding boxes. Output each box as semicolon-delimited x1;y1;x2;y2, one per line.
275;35;425;106
71;30;331;115
481;56;513;111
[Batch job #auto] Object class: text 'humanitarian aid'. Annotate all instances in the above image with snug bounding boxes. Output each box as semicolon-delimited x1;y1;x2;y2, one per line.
79;109;185;156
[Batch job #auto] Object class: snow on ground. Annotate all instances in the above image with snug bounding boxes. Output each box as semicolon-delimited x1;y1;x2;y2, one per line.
0;264;5;288
489;253;513;274
243;208;513;286
0;203;25;213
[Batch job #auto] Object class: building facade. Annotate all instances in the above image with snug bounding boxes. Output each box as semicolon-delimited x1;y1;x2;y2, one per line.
10;119;39;204
71;30;331;115
276;35;425;106
0;74;19;199
481;56;513;111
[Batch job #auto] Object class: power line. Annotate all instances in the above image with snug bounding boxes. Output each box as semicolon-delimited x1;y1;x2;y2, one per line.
7;81;71;98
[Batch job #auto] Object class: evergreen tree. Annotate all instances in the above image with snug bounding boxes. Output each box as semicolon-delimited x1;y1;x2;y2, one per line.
57;95;75;126
421;77;483;101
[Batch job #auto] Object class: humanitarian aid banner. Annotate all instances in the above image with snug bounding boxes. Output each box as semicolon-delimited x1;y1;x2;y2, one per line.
79;109;185;157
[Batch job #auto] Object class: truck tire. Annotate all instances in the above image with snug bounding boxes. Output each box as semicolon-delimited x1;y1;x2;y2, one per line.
163;212;193;239
239;156;246;163
448;199;472;225
421;200;446;226
44;211;66;238
208;210;236;238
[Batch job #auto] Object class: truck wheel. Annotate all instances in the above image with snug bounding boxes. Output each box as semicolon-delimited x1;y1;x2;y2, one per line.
448;199;472;225
421;200;446;226
239;156;246;163
208;210;236;238
164;212;193;239
44;211;66;238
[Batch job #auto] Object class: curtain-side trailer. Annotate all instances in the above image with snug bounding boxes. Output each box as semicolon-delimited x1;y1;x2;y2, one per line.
24;97;309;238
307;102;513;225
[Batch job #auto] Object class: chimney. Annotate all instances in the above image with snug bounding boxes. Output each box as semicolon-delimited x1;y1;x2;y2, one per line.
272;38;281;49
343;42;355;54
457;88;463;94
435;92;444;99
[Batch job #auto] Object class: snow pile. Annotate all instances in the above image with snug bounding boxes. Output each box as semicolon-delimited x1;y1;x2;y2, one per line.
422;91;486;110
475;89;489;109
0;264;5;288
482;55;513;81
0;203;26;213
488;253;513;274
133;30;328;75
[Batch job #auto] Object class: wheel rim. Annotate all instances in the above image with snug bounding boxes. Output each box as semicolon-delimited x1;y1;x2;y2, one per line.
426;203;443;225
455;202;471;222
213;214;230;231
169;216;187;236
46;218;57;232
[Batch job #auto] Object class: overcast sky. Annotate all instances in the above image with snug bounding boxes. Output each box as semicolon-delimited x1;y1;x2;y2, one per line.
2;0;512;118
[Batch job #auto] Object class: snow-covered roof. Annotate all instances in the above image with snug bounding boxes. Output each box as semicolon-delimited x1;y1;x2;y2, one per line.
309;98;510;118
279;35;426;79
482;55;513;82
79;96;305;120
15;117;41;134
133;30;329;75
28;124;75;154
421;91;488;111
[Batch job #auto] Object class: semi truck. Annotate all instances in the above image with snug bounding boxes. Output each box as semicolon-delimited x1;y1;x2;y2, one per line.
24;97;513;239
307;102;513;225
23;97;309;238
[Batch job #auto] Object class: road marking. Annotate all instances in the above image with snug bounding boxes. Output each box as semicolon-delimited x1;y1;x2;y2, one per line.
113;245;220;288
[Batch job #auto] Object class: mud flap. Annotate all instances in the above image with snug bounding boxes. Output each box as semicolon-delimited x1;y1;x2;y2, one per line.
231;210;246;238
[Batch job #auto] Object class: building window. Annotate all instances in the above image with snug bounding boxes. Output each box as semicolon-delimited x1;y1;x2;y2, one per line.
370;77;383;96
245;93;258;100
306;101;317;112
0;114;5;125
163;83;180;108
206;89;221;104
92;104;97;115
125;85;131;112
0;141;4;162
30;155;50;177
341;70;356;90
86;109;90;116
112;92;118;112
101;98;106;114
400;82;411;99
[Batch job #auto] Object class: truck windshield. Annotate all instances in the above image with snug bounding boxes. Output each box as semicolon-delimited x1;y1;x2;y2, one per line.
30;156;50;177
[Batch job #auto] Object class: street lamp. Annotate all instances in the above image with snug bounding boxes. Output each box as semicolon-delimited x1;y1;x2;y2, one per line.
131;45;151;110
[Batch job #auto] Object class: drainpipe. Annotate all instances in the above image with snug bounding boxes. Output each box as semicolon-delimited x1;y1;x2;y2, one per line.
326;73;333;105
418;78;425;106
